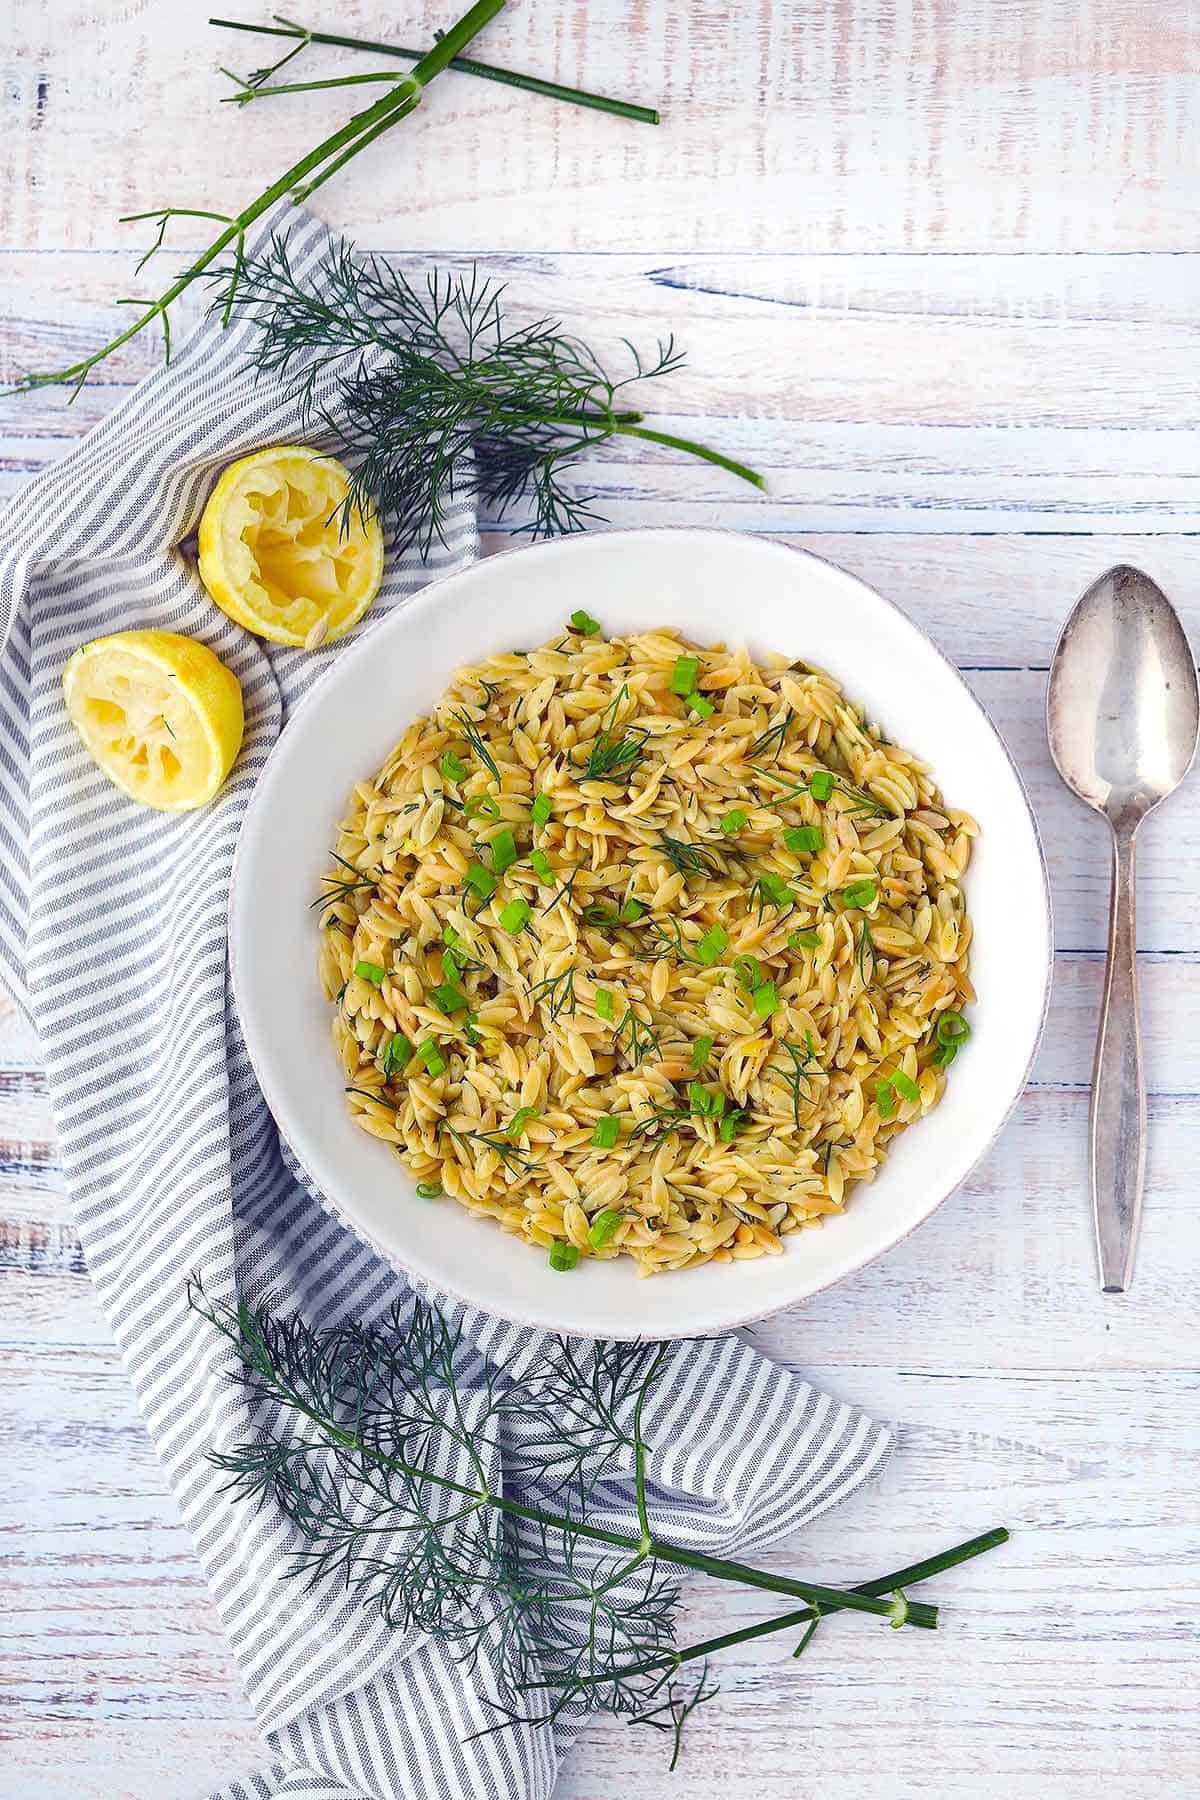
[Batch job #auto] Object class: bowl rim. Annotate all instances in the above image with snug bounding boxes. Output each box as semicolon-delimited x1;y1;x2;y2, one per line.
229;526;1054;1339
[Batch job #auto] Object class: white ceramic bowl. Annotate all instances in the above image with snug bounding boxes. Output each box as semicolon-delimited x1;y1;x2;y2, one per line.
230;530;1051;1340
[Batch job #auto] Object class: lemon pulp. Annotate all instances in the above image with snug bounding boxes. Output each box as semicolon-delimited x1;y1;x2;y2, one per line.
197;445;384;646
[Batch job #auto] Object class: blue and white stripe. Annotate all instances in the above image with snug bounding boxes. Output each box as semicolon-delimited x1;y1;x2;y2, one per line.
0;209;890;1800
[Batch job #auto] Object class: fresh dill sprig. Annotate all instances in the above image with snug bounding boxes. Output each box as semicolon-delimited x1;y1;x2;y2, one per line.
539;865;583;916
749;872;795;924
769;1033;821;1130
444;1123;531;1173
832;774;889;820
191;1283;1009;1755
656;835;723;880
447;707;500;782
857;917;878;987
614;1006;660;1068
12;0;506;395
630;1099;693;1141
747;709;791;761
528;965;577;1023
574;686;652;785
310;849;375;909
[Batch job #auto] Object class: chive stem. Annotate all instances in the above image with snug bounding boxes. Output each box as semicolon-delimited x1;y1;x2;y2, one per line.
209;15;660;123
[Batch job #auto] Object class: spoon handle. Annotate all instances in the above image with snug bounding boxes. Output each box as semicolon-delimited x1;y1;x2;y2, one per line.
1091;825;1146;1293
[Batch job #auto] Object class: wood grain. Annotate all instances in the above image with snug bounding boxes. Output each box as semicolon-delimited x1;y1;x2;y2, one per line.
4;0;1200;1794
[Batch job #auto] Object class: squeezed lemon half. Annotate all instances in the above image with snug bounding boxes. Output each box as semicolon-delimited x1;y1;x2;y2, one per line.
63;629;244;812
197;445;384;646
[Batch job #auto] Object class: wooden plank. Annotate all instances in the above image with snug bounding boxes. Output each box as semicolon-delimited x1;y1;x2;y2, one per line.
5;250;1200;529
2;2;1196;256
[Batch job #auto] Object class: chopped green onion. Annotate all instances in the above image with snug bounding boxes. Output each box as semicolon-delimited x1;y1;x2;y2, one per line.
429;983;469;1014
595;987;615;1021
464;793;501;821
531;792;553;827
569;609;601;636
735;955;763;992
721;808;748;836
383;1032;413;1075
875;1080;896;1120
691;1034;714;1069
463;1015;482;1047
842;878;878;909
490;829;517;874
695;924;728;966
443;924;460;947
932;1041;958;1069
354;960;386;985
415;1181;442;1199
587;1208;623;1250
936;1010;971;1046
891;1068;921;1102
752;981;779;1019
688;1082;726;1118
549;1240;579;1271
530;849;555;883
465;861;496;900
591;1115;621;1149
670;655;701;696
790;928;822;950
809;771;834;802
689;693;715;719
442;948;462;984
756;871;793;908
784;825;824;854
582;903;621;928
620;897;644;922
506;1105;538;1142
719;1108;749;1143
416;1039;446;1077
439;749;466;783
499;898;530;935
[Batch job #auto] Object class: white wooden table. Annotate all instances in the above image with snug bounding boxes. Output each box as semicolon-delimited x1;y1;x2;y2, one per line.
3;3;1199;1795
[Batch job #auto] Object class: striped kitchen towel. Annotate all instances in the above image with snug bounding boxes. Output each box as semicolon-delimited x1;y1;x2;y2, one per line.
0;209;891;1800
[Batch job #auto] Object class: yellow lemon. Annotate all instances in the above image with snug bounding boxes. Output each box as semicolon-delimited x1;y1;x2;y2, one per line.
63;629;244;812
197;445;384;647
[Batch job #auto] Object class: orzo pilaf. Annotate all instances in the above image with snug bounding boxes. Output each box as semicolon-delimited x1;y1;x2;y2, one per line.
318;622;975;1277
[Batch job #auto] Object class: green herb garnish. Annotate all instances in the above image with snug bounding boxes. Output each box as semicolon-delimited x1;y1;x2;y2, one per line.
719;1108;750;1143
751;981;779;1020
789;928;822;950
531;792;553;827
312;850;375;910
416;1039;446;1077
809;770;834;803
771;1033;820;1128
490;828;517;873
530;848;555;884
415;1181;442;1199
615;1007;659;1067
620;897;644;922
445;1122;531;1173
670;655;700;696
721;809;747;836
464;793;501;821
354;960;386;985
587;1208;623;1249
506;1105;539;1142
465;861;497;901
749;872;793;921
687;1082;726;1119
842;878;878;909
658;836;722;880
570;609;602;636
694;924;728;966
856;918;877;988
591;1115;621;1149
548;1240;579;1271
429;982;469;1014
748;710;791;761
688;693;714;720
439;748;466;783
932;1010;971;1068
890;1069;921;1103
875;1081;896;1120
383;1032;413;1075
575;684;651;785
691;1035;714;1069
499;897;530;935
784;825;823;854
595;988;615;1021
449;707;501;782
735;955;763;992
528;964;577;1022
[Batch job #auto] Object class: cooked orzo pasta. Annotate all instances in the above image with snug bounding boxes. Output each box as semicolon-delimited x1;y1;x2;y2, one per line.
318;621;975;1277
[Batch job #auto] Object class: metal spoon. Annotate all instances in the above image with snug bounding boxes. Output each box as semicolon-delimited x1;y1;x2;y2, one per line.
1047;565;1198;1292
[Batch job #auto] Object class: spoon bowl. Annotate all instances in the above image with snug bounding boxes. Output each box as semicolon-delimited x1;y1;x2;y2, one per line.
1047;565;1198;1291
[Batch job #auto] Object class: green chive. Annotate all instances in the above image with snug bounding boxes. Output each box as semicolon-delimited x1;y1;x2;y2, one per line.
530;849;554;883
790;928;822;950
735;955;762;992
691;1034;714;1069
721;808;748;836
439;749;466;783
689;693;715;719
416;1039;446;1076
587;1208;623;1250
620;897;644;922
670;654;701;696
383;1032;412;1075
876;1080;896;1119
465;861;496;900
891;1068;921;1102
570;609;601;636
719;1108;749;1143
842;878;878;909
506;1105;538;1142
596;987;615;1021
429;983;469;1014
532;792;553;827
809;771;834;802
695;924;728;966
464;794;500;821
591;1115;621;1149
549;1240;579;1271
752;981;779;1019
490;829;517;874
936;1010;971;1046
784;825;824;854
499;898;530;935
354;960;386;986
415;1181;442;1199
